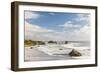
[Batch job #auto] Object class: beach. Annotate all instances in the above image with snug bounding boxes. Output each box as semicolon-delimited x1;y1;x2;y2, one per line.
25;42;91;61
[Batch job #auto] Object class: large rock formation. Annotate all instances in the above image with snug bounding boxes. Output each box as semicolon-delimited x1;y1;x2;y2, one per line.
69;49;82;56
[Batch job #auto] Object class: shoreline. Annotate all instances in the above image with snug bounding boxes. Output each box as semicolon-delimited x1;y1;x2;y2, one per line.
24;44;90;61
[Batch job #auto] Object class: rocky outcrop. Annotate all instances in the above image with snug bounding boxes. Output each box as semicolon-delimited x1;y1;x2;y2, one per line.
69;49;82;56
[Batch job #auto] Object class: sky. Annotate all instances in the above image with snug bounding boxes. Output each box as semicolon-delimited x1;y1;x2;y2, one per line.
24;11;91;41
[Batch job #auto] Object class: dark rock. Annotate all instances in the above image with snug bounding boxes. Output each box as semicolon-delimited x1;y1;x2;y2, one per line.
69;49;82;56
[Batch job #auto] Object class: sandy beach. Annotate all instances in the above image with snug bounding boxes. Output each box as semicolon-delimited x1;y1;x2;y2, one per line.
25;43;90;61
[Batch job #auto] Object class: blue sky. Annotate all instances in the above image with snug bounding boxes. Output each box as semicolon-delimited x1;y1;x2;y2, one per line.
24;11;90;41
25;11;89;32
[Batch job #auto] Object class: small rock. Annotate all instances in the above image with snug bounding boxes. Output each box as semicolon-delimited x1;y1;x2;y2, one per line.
69;49;82;56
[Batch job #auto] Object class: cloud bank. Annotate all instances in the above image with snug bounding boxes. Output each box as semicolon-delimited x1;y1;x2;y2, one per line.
25;21;90;41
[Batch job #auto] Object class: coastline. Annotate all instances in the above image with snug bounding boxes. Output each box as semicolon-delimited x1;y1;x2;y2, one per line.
24;43;90;61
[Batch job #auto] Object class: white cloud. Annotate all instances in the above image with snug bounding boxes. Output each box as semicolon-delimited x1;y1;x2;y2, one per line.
25;21;90;41
25;21;55;40
58;23;90;41
58;21;80;28
49;13;55;15
25;21;68;41
25;11;40;19
25;21;52;33
67;25;90;41
56;13;90;41
75;14;90;23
